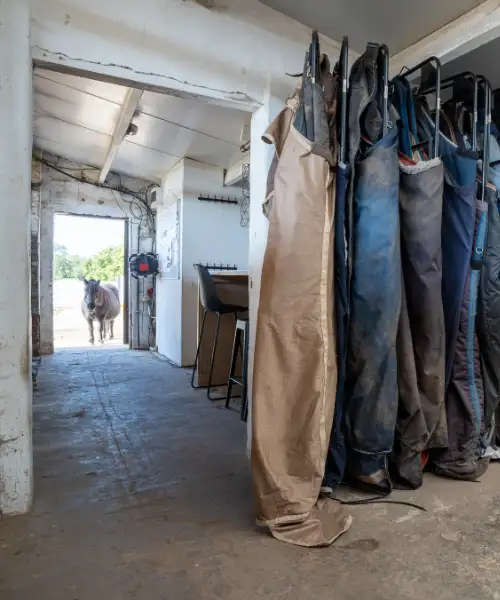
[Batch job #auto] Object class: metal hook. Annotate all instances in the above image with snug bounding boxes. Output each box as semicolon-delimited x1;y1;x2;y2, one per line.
310;30;320;84
420;71;478;151
401;56;441;157
477;75;492;201
379;44;390;137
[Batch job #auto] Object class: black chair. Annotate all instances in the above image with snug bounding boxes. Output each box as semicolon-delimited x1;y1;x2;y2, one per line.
225;318;249;421
191;264;247;401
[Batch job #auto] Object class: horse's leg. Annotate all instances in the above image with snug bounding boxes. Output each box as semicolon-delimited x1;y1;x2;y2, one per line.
88;318;95;345
109;320;115;340
99;319;105;344
102;321;108;341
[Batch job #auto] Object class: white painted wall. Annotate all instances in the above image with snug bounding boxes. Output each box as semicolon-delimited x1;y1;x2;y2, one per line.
182;159;249;365
156;161;184;365
246;94;283;453
0;0;33;516
30;0;343;109
156;158;249;366
40;198;54;355
39;163;153;352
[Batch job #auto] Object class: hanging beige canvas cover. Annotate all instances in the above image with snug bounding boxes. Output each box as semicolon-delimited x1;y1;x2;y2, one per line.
251;55;352;547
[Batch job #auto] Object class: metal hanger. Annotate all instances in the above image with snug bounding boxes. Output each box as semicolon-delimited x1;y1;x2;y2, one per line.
420;71;478;151
477;75;492;201
339;36;349;164
400;56;441;158
310;30;320;84
379;44;389;136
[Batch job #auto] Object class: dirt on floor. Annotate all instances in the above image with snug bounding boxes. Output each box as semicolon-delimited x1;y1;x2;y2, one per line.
2;347;500;600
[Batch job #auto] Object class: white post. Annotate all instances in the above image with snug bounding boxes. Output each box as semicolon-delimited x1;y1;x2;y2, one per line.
39;205;54;355
0;0;33;515
247;92;283;454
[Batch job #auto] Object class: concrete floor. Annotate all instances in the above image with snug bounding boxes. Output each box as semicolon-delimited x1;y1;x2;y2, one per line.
2;347;500;599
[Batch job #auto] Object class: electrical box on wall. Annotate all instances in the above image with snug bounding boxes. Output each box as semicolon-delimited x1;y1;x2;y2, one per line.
129;253;159;279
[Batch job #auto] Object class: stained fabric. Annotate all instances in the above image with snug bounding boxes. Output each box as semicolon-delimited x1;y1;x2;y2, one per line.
478;182;500;448
323;162;350;491
251;56;352;547
440;144;478;391
344;129;401;493
346;43;382;290
390;158;447;489
338;43;402;494
434;197;488;480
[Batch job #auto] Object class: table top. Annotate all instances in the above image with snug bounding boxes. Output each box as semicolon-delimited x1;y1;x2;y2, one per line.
211;270;249;277
211;272;249;284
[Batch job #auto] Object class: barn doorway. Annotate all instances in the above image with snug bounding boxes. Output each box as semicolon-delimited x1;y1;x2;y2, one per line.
53;213;127;350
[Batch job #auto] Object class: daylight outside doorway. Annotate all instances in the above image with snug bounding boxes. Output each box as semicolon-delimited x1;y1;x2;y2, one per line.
53;214;126;349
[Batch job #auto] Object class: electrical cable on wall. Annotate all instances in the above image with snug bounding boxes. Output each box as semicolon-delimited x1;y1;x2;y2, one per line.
241;163;250;228
35;154;158;349
34;154;156;240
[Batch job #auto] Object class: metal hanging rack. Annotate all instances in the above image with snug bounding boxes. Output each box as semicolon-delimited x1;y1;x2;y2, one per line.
310;30;320;84
477;75;492;201
198;194;239;205
338;36;349;164
419;71;478;151
398;56;441;158
197;263;238;271
379;44;390;137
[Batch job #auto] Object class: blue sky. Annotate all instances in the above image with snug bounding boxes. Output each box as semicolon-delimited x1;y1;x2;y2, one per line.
54;214;125;257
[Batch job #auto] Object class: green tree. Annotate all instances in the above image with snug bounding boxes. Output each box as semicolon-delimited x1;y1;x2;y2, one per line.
54;244;74;279
54;244;87;280
83;246;124;282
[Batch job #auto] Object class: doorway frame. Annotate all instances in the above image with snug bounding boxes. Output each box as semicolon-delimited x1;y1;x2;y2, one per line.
50;211;129;351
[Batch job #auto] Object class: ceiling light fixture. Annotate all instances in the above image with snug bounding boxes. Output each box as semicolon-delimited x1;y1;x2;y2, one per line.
126;123;138;136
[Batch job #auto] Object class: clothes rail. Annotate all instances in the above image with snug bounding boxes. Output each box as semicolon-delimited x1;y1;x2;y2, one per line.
477;75;492;201
380;44;390;136
420;71;478;151
399;56;441;158
310;30;320;83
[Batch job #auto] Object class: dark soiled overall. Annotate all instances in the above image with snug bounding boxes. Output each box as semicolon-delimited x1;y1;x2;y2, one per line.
478;182;500;447
434;145;489;478
323;161;350;491
391;157;447;489
343;128;401;492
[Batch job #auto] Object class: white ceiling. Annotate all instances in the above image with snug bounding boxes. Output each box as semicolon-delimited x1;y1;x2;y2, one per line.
443;36;500;90
259;0;487;54
33;68;251;183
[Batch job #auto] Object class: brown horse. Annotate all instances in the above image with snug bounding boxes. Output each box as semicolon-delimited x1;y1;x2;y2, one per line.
81;279;121;344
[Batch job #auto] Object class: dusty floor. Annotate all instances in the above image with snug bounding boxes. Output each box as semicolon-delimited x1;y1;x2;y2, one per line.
2;347;500;599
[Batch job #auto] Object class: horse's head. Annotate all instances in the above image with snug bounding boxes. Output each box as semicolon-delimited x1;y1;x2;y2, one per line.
83;279;101;313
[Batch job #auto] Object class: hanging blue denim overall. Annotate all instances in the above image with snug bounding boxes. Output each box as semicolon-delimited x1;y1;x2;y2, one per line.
340;44;402;494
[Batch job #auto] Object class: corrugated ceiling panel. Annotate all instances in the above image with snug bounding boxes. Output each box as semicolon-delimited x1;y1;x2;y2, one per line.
34;75;122;136
140;91;248;145
34;69;129;104
113;142;180;183
128;112;240;169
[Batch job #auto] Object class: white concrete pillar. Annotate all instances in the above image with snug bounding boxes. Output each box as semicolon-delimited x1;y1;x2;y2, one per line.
247;93;283;453
0;0;33;515
39;205;54;355
31;161;42;357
